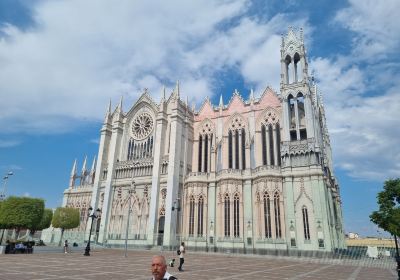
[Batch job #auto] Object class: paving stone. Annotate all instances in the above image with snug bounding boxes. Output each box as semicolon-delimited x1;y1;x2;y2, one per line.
0;248;396;280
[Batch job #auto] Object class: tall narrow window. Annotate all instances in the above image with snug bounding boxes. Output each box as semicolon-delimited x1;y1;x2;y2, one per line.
268;124;274;165
234;194;240;237
276;124;281;166
263;194;272;238
197;196;204;236
204;134;208;172
261;125;266;165
241;128;246;169
235;130;239;169
274;192;281;238
127;139;132;160
302;206;310;240
224;194;230;237
189;196;195;235
228;131;233;169
198;135;202;172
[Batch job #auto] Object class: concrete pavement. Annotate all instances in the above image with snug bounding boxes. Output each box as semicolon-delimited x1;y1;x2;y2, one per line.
0;248;396;280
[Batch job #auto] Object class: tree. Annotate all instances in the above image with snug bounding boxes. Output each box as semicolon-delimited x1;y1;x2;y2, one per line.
370;178;400;236
51;207;80;246
30;208;53;236
0;196;44;240
370;178;400;279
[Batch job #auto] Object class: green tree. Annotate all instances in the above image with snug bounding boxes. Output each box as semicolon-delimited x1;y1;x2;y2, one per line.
0;196;44;240
370;178;400;236
370;177;400;274
30;208;53;237
51;207;80;246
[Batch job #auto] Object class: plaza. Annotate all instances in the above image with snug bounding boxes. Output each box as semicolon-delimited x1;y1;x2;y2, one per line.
0;248;396;280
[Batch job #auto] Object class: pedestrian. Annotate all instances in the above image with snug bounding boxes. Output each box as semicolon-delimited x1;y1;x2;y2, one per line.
64;239;69;254
178;242;185;272
151;255;177;280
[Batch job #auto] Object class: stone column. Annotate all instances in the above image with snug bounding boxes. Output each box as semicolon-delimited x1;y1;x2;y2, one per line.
207;135;212;173
147;111;167;245
163;107;184;247
97;118;123;243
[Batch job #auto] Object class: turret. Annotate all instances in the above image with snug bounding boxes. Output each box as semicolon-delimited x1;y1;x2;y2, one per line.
69;159;77;188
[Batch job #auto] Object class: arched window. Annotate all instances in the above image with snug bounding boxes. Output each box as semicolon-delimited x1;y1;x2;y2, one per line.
294;52;301;82
234;194;240;237
204;134;208;172
189;196;195;235
197;196;204;236
263;193;272;238
261;125;267;165
241;128;246;169
285;55;292;84
235;130;239;169
302;206;310;240
198;135;202;172
224;194;230;237
228;131;233;169
297;93;307;140
274;192;281;238
268;124;274;165
275;123;281;166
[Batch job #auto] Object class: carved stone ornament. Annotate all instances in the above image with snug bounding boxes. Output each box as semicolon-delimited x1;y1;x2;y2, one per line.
131;112;154;140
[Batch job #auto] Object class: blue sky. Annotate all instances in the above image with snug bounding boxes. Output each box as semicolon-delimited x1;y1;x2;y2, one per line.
0;0;399;237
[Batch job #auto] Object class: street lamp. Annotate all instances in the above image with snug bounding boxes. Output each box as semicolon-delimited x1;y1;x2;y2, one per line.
0;171;13;201
83;207;101;256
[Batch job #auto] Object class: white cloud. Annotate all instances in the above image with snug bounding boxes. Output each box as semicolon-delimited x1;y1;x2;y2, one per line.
311;0;400;181
335;0;400;61
0;0;302;134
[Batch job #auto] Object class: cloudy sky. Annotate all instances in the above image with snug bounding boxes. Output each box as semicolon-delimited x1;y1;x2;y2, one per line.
0;0;399;237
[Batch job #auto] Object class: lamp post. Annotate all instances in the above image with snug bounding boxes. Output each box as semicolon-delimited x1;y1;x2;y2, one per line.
124;185;134;258
0;171;13;201
171;198;181;249
83;207;101;256
0;172;13;245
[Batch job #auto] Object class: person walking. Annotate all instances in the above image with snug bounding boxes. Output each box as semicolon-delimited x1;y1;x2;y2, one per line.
64;240;69;254
178;242;185;272
151;255;177;280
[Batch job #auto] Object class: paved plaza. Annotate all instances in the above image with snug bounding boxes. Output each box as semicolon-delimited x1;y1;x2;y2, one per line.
0;248;397;280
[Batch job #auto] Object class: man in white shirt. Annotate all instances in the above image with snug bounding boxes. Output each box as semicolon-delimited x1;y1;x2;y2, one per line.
178;242;185;272
151;255;177;280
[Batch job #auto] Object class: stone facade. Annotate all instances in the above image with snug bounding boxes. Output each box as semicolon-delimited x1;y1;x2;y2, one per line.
48;28;345;252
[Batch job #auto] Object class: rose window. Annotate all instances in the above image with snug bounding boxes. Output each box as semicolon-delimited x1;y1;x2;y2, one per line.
131;112;154;140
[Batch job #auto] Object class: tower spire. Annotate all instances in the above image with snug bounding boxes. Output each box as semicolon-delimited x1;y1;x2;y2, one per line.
69;159;77;188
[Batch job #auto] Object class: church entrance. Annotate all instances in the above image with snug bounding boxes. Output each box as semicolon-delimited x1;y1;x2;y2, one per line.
157;216;165;246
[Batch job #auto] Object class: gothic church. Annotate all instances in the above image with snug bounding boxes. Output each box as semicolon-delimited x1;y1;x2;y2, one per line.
45;28;345;252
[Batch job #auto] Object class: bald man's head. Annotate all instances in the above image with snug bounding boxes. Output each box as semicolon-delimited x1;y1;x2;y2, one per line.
151;255;167;280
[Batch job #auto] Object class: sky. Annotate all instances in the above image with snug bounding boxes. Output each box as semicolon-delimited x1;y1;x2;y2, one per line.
0;0;399;238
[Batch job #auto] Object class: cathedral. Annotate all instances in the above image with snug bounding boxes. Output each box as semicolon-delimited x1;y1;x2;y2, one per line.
45;28;345;252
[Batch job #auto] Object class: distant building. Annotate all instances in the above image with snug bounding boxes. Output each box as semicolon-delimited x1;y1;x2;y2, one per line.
348;232;360;239
45;28;345;252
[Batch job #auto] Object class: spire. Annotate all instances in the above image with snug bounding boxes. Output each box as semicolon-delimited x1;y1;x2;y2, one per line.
250;88;254;101
69;159;77;188
70;159;77;177
162;85;166;100
117;95;123;112
219;94;224;108
175;80;180;98
81;155;87;174
90;155;96;173
104;99;111;123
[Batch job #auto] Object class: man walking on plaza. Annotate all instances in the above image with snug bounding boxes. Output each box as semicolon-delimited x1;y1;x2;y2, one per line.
178;242;185;272
151;255;177;280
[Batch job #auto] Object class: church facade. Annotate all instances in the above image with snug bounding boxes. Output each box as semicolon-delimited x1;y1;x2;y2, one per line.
49;28;345;252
